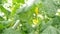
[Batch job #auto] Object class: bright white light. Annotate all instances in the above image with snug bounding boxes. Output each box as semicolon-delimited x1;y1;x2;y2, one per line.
0;12;4;17
57;9;60;12
20;24;22;26
26;0;35;6
25;0;28;3
8;19;12;21
45;15;48;19
32;24;35;27
33;13;36;16
3;16;7;20
55;9;60;16
3;0;12;12
55;13;59;15
38;14;44;19
12;20;20;29
8;0;12;4
20;0;35;8
3;3;12;12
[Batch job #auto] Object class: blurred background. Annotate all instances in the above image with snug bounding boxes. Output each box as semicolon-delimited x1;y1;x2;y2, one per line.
0;0;60;34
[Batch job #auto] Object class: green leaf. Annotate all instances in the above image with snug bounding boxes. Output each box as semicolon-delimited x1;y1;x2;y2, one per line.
52;16;60;29
39;0;57;17
0;24;5;30
41;26;60;34
0;0;2;4
3;28;21;34
0;17;4;21
13;0;24;4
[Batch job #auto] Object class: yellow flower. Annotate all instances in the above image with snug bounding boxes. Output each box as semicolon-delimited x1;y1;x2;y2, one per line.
33;19;38;25
10;7;14;11
35;7;38;15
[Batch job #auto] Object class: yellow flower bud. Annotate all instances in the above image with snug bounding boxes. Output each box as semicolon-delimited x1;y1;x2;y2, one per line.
35;7;38;15
33;19;38;25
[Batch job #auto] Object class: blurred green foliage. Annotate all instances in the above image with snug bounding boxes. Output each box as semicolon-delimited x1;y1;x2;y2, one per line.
0;0;60;34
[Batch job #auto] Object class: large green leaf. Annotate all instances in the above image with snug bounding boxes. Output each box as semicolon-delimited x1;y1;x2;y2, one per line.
51;16;60;29
53;0;60;8
39;0;57;17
